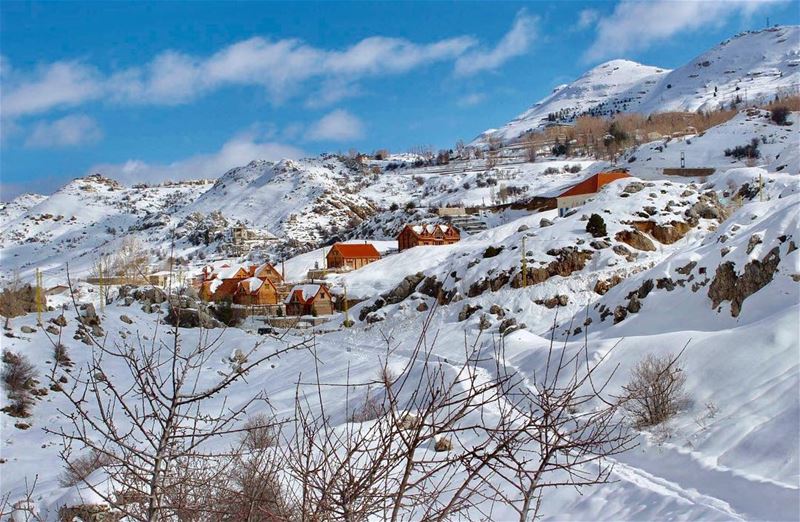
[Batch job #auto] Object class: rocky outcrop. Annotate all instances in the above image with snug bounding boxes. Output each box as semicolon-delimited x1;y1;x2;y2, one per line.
708;247;781;317
631;220;692;245
615;230;656;251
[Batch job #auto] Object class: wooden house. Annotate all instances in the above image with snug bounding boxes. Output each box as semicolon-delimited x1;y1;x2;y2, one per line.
284;284;334;316
326;243;381;270
397;224;460;251
253;262;284;284
233;277;280;306
555;170;631;217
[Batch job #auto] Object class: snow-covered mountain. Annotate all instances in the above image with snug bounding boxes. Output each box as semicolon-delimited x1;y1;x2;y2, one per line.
477;25;800;144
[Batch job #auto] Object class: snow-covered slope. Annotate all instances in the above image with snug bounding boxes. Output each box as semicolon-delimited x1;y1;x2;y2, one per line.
477;26;800;144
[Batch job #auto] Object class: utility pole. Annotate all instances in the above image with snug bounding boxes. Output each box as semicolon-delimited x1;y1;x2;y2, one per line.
759;173;764;202
521;236;527;288
35;268;42;325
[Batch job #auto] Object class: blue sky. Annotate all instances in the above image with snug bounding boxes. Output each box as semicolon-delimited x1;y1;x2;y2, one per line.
1;1;797;199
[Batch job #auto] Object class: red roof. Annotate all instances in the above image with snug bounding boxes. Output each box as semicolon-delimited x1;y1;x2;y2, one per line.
557;170;631;198
329;242;381;259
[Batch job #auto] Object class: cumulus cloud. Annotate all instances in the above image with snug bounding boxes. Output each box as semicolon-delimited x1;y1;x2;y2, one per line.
24;114;103;148
2;13;534;118
584;0;781;62
89;134;305;185
305;109;365;142
455;10;538;76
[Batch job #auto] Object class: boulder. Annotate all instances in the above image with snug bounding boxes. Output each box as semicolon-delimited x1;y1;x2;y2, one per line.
615;230;656;251
20;325;36;334
120;315;133;325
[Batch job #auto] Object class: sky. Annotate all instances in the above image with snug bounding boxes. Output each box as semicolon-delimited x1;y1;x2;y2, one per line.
1;0;798;200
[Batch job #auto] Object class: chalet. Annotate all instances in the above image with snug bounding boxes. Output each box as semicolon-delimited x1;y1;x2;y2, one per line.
555;170;631;217
284;284;334;316
233;277;280;306
397;224;460;251
326;243;381;270
199;263;285;303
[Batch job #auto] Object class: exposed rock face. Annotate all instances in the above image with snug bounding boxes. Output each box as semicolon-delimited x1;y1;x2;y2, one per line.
613;244;636;262
359;273;425;321
458;303;482;321
594;275;623;295
685;192;728;222
631;220;692;245
746;234;763;254
615;229;656;251
708;247;781;317
510;248;593;289
536;295;569;308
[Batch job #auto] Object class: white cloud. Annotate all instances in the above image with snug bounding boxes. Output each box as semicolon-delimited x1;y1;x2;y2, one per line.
305;109;364;142
2;13;536;118
457;93;486;107
576;9;600;30
584;0;781;62
89;134;305;184
25;114;103;148
2;61;103;117
455;10;538;76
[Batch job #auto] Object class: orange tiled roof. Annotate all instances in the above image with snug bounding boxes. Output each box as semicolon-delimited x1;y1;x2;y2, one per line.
330;243;381;259
557;170;631;198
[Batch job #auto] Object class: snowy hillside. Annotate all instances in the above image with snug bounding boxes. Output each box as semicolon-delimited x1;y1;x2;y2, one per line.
477;26;800;144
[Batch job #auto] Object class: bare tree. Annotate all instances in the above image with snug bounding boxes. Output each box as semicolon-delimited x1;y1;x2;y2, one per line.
278;304;635;521
622;348;688;428
522;133;538;162
46;274;310;521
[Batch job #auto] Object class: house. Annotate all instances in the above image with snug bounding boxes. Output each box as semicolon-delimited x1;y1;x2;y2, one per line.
233;277;280;306
397;224;460;251
199;263;284;303
284;284;334;316
555;170;631;217
326;243;381;270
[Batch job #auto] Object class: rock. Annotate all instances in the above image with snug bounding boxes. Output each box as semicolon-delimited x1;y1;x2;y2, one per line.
590;240;611;250
539;218;553;228
538;295;568;308
416;301;429;312
80;304;100;326
123;296;134;306
20;325;36;334
458;303;482;322
498;318;517;334
643;206;657;216
517;224;530;232
366;312;385;324
141;303;153;314
45;325;59;335
91;324;104;337
612;244;636;262
166;306;221;329
627;296;641;313
656;278;676;291
623;182;646;193
676;261;697;275
636;279;654;299
594;276;622;295
685;193;727;221
120;315;133;324
58;504;123;522
613;306;628;324
51;315;67;327
489;304;505;317
615;230;656;251
139;287;167;304
708;247;781;317
631;220;692;244
385;273;425;305
746;234;763;255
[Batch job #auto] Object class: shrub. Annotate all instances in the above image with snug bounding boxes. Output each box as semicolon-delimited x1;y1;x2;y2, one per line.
405;201;416;210
59;449;114;487
724;138;760;160
543;167;560;175
241;413;277;451
2;351;38;417
389;202;400;211
622;352;688;428
586;214;607;238
771;106;790;126
483;246;503;258
54;343;72;367
0;284;39;319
